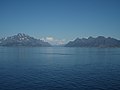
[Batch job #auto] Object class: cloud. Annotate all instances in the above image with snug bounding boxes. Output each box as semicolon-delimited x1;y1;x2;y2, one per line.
46;37;54;41
41;37;66;45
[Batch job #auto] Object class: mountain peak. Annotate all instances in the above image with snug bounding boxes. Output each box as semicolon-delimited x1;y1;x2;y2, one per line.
97;36;105;39
88;36;94;39
75;38;80;41
17;33;27;37
0;34;51;47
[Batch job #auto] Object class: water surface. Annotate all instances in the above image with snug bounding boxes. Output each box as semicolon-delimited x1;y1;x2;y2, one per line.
0;47;120;90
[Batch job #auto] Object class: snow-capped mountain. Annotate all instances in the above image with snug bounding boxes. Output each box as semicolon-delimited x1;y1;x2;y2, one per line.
0;33;51;46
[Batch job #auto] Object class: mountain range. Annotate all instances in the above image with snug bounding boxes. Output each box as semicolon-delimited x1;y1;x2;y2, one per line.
0;34;120;47
0;33;51;47
65;36;120;47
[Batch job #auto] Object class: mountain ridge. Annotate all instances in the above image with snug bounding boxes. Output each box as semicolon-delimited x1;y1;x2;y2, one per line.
65;36;120;47
0;33;51;47
0;34;120;47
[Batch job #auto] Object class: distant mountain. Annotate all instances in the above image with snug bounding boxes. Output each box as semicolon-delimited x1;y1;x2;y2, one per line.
65;36;120;47
0;33;51;47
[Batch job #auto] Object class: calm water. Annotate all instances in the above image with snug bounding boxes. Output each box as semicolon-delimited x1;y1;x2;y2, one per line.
0;47;120;90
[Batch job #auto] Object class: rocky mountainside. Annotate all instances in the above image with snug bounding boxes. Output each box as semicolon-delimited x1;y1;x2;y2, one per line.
0;33;51;47
65;36;120;47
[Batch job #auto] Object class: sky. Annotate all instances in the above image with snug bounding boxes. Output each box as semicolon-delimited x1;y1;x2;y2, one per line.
0;0;120;45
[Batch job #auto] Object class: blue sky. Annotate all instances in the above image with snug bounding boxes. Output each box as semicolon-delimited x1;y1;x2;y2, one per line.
0;0;120;44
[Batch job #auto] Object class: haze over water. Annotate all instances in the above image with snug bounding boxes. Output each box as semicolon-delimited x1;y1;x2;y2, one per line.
0;47;120;90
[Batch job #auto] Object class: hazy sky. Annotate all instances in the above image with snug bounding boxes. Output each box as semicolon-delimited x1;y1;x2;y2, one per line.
0;0;120;44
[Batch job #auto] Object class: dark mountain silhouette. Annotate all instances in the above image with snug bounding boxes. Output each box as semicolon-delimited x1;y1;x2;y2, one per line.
65;36;120;47
0;33;51;47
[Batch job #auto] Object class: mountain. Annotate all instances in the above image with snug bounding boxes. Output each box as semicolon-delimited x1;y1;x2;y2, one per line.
0;33;51;47
65;36;120;47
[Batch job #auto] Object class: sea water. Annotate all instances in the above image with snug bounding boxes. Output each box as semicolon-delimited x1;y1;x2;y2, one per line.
0;47;120;90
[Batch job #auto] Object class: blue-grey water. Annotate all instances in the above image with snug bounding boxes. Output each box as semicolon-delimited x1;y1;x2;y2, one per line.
0;47;120;90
